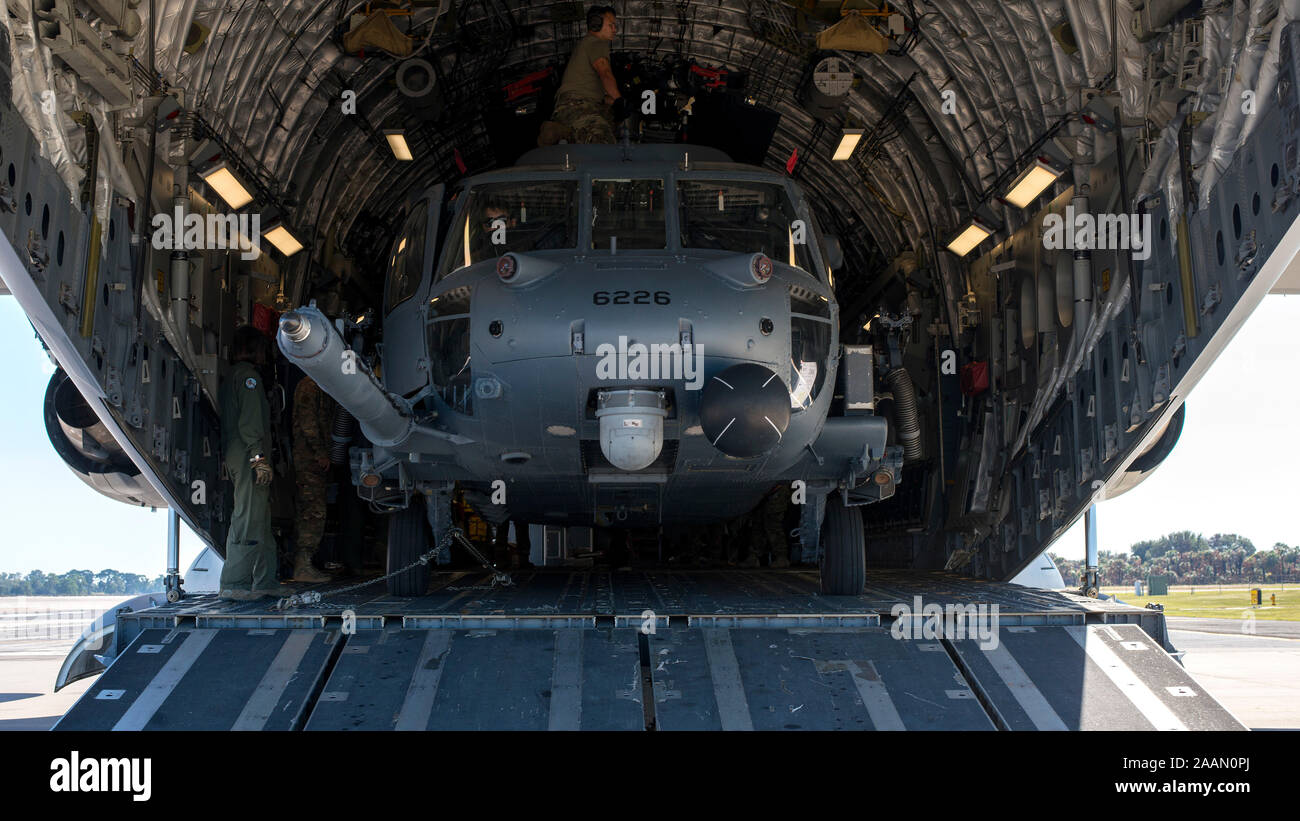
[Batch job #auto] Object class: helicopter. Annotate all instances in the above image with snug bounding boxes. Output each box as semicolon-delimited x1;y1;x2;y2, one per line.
278;143;901;596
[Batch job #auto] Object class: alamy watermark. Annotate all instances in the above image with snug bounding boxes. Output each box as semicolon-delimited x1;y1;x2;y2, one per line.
595;335;705;390
151;206;260;260
50;751;151;801
889;596;1000;650
1042;205;1153;261
0;604;100;641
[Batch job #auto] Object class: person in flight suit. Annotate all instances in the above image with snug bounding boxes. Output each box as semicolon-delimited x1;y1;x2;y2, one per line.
291;376;336;583
220;326;279;601
550;6;624;144
471;198;517;259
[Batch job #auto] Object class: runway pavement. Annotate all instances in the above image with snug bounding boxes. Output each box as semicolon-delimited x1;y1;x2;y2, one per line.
1167;624;1300;730
1167;616;1300;639
0;597;111;730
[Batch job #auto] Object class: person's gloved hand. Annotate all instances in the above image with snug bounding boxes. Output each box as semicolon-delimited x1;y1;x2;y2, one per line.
611;96;629;123
250;456;273;486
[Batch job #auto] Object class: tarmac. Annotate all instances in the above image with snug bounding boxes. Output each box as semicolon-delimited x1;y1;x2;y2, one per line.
1167;616;1300;639
1168;625;1300;730
0;596;104;730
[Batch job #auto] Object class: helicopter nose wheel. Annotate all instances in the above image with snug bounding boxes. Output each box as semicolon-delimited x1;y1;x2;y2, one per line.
387;495;430;597
819;494;865;595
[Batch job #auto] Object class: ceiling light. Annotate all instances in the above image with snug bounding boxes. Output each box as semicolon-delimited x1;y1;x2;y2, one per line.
1003;158;1063;209
832;128;864;161
263;222;303;257
946;218;995;257
198;163;254;210
385;130;413;161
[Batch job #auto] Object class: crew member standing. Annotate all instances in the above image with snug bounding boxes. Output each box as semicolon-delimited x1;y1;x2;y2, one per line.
492;518;534;569
291;376;336;583
741;484;791;568
220;327;279;601
550;6;623;144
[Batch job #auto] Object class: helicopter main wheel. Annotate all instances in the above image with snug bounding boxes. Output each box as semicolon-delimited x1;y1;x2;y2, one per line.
387;495;430;597
819;495;865;595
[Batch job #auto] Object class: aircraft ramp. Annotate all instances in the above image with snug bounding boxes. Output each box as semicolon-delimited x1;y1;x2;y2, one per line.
52;571;1245;731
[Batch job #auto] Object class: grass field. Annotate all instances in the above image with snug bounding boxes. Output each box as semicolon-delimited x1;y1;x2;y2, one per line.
1101;585;1300;620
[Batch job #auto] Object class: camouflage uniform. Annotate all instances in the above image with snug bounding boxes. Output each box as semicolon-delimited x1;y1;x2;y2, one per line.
741;484;791;567
760;484;791;567
551;92;616;144
672;520;733;567
293;377;337;576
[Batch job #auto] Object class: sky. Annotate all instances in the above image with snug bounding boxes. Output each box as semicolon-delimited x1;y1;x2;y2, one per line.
0;292;1297;577
0;296;206;577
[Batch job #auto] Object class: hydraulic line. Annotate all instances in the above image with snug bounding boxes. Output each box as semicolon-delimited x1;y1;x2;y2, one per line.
885;367;922;462
330;407;356;466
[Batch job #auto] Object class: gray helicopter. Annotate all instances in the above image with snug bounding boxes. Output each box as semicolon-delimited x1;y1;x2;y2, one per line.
278;144;900;595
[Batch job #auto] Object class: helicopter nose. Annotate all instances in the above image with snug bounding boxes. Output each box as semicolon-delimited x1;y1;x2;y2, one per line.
699;363;790;458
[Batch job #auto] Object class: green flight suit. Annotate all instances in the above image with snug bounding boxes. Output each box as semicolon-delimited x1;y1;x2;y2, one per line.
220;360;277;591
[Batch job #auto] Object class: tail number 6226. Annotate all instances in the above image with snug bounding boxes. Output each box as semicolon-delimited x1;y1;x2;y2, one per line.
592;290;671;306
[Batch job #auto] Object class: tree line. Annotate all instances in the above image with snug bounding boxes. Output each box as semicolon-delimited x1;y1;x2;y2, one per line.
0;569;165;597
1053;532;1300;586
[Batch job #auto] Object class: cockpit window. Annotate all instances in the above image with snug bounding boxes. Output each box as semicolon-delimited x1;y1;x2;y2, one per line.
385;202;428;313
790;317;831;411
438;180;578;278
678;180;818;277
591;179;665;250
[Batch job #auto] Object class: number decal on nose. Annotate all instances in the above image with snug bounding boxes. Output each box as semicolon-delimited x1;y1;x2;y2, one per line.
592;290;671;305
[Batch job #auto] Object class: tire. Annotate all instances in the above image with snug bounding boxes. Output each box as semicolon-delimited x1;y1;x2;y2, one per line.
387;495;429;597
819;494;865;595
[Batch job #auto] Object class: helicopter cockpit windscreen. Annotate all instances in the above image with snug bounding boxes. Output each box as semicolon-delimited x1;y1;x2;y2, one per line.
591;179;666;250
678;180;819;278
439;180;579;278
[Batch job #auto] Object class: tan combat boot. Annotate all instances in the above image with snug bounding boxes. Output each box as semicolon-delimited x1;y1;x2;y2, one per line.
292;551;331;583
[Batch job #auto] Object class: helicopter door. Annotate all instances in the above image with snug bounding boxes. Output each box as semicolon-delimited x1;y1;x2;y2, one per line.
383;185;445;397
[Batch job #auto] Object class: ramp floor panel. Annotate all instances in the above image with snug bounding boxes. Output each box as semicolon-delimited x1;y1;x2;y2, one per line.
1068;624;1245;730
58;622;1246;731
54;628;336;731
649;627;994;731
55;572;1241;731
949;624;1246;731
304;627;644;731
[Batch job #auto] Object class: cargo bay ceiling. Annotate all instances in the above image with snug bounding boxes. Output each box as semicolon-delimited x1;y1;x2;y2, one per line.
172;0;1142;305
12;0;1287;319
